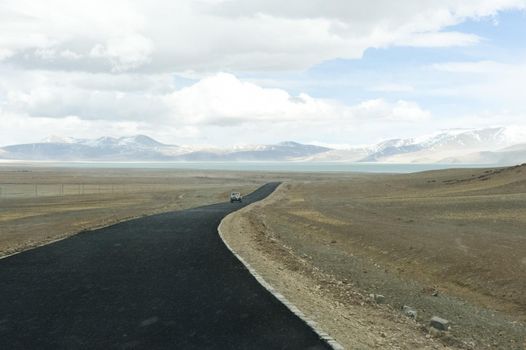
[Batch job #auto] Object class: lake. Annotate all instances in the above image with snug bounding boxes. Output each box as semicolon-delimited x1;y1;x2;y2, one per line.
0;161;497;173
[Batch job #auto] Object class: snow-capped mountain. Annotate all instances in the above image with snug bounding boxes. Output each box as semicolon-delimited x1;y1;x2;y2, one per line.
1;127;525;164
168;141;331;161
361;127;513;163
1;135;181;161
304;127;525;164
79;135;166;148
0;136;329;161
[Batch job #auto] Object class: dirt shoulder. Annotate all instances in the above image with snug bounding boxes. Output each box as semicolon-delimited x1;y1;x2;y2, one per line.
220;185;455;350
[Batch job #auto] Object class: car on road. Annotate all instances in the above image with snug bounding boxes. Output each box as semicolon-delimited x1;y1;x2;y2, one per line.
230;192;242;203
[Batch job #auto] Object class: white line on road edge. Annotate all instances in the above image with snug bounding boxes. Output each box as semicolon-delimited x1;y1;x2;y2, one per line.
218;203;345;350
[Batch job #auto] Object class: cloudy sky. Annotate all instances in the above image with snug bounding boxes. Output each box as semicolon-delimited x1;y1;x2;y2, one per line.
0;0;525;147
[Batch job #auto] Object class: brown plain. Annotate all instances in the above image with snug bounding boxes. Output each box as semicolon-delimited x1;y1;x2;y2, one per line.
2;164;526;349
0;167;269;257
222;164;526;349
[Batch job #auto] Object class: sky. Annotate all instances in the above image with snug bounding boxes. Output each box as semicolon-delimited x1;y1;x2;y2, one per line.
0;0;525;147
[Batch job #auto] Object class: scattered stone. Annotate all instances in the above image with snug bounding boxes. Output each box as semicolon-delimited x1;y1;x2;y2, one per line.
374;294;385;304
429;316;449;331
402;305;417;320
464;340;476;349
369;294;385;304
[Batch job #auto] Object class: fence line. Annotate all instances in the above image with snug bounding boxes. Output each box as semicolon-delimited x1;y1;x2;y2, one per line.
0;183;179;199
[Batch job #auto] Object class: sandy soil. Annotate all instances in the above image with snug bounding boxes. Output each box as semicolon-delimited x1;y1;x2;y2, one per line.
221;165;526;350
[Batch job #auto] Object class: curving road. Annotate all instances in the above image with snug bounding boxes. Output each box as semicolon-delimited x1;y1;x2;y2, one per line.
0;183;332;349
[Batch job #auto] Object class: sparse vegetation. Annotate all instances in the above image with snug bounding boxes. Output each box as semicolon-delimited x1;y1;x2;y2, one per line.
0;167;263;257
222;165;526;349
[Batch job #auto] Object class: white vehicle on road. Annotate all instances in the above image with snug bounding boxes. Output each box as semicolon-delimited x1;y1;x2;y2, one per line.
230;192;242;203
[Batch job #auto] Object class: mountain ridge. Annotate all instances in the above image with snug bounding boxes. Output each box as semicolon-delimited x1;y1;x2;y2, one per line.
0;136;330;162
1;127;525;164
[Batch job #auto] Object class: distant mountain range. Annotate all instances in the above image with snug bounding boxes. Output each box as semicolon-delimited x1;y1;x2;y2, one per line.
1;127;525;164
0;135;330;162
306;127;526;164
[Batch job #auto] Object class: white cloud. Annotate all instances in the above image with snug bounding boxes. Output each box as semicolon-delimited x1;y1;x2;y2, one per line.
427;61;526;104
399;31;481;47
0;1;525;146
1;70;430;125
164;73;338;125
0;112;145;145
351;99;431;122
163;73;432;126
1;0;524;73
89;34;154;72
0;71;432;145
0;69;171;121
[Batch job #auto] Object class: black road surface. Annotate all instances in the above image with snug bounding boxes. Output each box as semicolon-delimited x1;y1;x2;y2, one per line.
0;183;332;350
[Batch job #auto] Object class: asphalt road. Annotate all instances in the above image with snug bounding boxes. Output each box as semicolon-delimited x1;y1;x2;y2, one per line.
0;183;332;349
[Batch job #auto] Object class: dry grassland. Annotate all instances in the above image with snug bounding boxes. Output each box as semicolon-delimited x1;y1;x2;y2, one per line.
223;164;526;349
